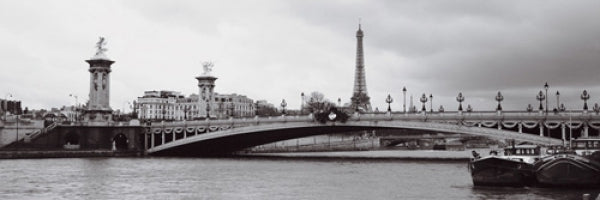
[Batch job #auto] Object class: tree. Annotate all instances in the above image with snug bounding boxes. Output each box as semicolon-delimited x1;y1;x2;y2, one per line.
303;91;335;114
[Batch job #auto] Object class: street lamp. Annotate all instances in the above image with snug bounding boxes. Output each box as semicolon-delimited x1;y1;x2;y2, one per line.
536;90;545;111
456;92;464;112
544;82;549;113
300;92;305;115
556;91;560;111
429;94;433;113
419;93;428;112
581;90;590;111
385;94;393;112
280;99;287;115
402;87;407;113
495;91;504;111
4;93;12;121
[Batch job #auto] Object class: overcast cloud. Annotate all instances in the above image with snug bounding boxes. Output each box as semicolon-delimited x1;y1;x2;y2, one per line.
1;0;599;112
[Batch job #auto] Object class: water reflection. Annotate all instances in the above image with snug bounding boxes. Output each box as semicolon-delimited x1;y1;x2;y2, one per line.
0;157;596;200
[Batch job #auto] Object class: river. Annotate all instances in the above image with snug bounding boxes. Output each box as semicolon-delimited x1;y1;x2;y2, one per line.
0;156;597;200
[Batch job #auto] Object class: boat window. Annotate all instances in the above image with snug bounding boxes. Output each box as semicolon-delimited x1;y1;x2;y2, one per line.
595;141;600;148
576;142;586;148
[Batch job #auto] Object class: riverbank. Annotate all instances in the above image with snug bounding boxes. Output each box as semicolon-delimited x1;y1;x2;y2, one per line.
239;149;488;161
0;150;142;159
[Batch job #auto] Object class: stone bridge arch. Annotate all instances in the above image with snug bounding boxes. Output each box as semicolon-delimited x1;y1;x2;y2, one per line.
147;120;562;156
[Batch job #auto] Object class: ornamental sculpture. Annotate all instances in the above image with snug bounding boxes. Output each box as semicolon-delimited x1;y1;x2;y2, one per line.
202;61;214;76
95;37;108;57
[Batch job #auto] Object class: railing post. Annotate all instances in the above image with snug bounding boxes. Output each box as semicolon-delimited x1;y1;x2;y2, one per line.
172;129;176;142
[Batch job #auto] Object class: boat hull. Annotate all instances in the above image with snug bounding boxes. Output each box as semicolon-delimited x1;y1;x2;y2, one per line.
470;157;535;187
534;154;600;187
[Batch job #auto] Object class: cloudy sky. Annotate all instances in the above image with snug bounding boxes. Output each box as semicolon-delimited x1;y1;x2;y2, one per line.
1;1;599;112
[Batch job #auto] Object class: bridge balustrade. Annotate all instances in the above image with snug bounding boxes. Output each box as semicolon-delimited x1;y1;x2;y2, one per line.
145;111;600;150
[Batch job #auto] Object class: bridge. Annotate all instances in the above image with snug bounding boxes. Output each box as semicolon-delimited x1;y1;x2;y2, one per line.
145;111;600;156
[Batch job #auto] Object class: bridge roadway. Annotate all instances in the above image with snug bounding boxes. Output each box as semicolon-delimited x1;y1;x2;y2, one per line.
146;111;600;156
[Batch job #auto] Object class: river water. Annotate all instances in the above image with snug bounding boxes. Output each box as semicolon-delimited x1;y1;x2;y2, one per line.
0;157;597;200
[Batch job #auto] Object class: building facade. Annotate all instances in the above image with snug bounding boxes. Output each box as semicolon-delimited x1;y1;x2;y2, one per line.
137;91;255;121
1;99;22;118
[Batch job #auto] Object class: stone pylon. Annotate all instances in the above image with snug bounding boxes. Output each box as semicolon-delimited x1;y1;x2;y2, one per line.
84;37;114;122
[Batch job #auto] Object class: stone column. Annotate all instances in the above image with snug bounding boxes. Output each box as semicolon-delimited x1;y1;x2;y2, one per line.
561;124;566;143
144;132;148;151
161;132;165;145
518;123;523;133
583;125;589;138
539;125;544;137
151;132;155;148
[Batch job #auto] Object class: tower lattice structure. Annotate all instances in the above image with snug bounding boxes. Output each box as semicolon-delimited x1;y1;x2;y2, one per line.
350;24;372;112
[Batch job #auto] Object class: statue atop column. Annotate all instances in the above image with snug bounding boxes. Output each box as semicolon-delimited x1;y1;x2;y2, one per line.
92;37;109;60
202;61;214;76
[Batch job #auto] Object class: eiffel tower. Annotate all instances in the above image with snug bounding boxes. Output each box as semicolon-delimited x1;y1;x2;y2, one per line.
350;23;372;112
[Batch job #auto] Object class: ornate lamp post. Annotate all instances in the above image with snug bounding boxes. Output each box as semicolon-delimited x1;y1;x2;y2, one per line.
556;91;560;111
581;90;590;111
300;92;305;115
456;92;464;112
536;90;545;111
402;87;407;113
429;94;433;113
495;91;504;111
419;93;428;112
280;99;287;115
385;94;393;112
544;82;549;113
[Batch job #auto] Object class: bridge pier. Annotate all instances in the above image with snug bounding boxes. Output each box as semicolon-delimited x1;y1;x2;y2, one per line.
583;126;589;138
518;123;523;133
161;132;165;145
172;131;176;142
539;125;544;137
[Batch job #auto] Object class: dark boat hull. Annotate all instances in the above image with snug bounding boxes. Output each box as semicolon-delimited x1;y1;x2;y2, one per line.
469;157;535;187
534;154;600;187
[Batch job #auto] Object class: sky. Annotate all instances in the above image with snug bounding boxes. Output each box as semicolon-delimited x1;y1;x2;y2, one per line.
1;0;600;113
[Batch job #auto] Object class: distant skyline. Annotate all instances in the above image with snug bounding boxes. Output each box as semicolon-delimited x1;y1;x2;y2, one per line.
1;1;600;112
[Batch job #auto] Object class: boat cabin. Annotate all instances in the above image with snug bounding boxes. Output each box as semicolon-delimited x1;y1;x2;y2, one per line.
504;145;541;156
